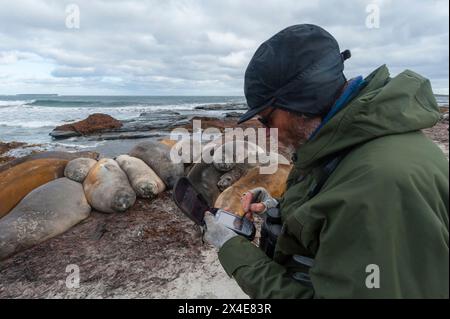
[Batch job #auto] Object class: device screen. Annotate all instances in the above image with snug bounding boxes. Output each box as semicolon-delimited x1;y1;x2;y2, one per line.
217;211;243;230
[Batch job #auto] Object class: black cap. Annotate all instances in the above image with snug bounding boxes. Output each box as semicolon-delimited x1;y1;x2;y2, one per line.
238;24;351;124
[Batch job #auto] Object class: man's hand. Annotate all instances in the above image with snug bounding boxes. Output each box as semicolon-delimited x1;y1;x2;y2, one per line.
203;211;238;249
241;187;278;221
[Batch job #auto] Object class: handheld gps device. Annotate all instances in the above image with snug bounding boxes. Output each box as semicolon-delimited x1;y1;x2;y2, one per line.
173;177;255;241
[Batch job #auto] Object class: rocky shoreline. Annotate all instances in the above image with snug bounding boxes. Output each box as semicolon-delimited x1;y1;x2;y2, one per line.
0;142;26;165
49;103;247;141
49;111;191;140
3;106;448;165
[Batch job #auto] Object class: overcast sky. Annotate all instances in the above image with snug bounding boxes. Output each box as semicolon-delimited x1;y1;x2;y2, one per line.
0;0;448;95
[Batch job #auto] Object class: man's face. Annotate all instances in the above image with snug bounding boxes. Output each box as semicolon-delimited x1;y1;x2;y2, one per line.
257;107;318;149
257;107;294;145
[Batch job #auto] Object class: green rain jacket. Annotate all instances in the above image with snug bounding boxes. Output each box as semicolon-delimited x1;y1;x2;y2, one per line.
218;65;449;299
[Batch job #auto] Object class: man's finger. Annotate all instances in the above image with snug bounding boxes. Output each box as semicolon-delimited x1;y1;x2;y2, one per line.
244;211;254;222
241;192;254;213
250;203;266;213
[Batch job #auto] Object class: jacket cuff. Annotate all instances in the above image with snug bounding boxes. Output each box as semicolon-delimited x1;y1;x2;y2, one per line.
218;236;268;277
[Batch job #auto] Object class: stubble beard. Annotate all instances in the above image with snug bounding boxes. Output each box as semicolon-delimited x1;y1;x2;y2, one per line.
279;116;322;160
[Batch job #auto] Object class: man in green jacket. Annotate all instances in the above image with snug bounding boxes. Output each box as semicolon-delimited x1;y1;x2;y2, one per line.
203;24;449;298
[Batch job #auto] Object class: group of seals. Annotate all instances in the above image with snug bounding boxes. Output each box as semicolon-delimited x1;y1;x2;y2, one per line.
0;141;188;260
0;151;98;218
177;139;292;215
0;137;292;261
0;178;91;260
0;151;99;173
129;141;185;188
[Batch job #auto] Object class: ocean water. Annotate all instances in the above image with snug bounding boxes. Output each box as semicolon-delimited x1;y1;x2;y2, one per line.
0;95;246;146
0;94;448;149
435;94;449;107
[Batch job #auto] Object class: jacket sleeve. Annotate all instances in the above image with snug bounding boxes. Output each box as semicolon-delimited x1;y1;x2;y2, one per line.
218;236;314;299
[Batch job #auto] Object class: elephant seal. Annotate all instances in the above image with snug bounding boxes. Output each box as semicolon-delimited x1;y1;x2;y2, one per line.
187;162;223;207
160;138;207;177
159;138;177;148
167;138;203;164
211;140;265;191
214;164;292;217
116;155;165;199
212;139;265;172
83;158;136;213
0;178;91;261
0;159;73;218
217;163;257;192
0;152;99;218
64;158;97;183
0;151;99;173
129;141;185;189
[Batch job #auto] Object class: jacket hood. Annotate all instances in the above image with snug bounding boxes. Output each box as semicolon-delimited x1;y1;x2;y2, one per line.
295;65;441;169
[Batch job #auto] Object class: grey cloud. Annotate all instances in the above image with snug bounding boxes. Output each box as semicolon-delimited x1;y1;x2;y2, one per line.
0;0;448;95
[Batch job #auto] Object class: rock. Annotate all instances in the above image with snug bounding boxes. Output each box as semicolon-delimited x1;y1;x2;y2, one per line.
0;141;27;165
50;111;190;140
51;113;123;138
64;158;97;183
139;110;181;117
182;113;265;136
182;116;263;133
48;130;80;139
85;131;163;141
0;178;91;261
194;103;247;111
0;141;26;156
225;111;245;118
123;111;190;130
